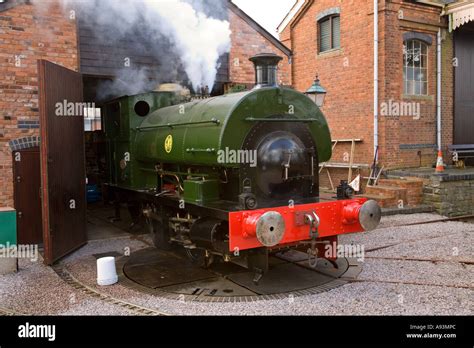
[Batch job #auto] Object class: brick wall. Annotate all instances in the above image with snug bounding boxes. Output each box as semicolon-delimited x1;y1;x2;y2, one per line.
285;0;375;170
379;1;453;169
281;0;454;172
0;1;78;207
279;22;292;49
229;9;291;86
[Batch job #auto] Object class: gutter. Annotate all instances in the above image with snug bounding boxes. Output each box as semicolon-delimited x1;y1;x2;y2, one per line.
436;29;442;151
374;0;379;161
415;0;444;8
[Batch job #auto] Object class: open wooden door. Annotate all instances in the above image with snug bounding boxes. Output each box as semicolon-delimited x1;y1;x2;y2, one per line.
38;60;87;265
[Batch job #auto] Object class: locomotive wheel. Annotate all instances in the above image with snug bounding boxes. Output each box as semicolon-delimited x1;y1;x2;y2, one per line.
149;219;173;251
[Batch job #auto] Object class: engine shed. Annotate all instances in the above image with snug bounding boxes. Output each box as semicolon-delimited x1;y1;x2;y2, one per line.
0;0;292;263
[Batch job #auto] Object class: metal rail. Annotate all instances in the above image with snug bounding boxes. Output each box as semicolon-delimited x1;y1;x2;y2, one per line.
365;231;462;253
365;255;474;265
245;117;317;122
0;306;24;316
136;118;220;132
390;214;474;228
352;278;473;289
52;265;169;316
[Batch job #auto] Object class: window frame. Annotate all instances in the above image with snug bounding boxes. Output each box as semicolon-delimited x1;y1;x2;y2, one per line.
318;14;340;53
403;39;429;96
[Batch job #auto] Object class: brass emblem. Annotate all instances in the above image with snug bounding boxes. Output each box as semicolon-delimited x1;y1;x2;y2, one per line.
164;135;173;154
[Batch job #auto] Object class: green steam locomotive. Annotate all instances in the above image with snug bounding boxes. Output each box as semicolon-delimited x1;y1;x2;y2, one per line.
103;53;381;281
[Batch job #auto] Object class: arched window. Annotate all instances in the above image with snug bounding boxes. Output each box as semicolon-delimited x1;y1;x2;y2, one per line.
403;39;428;95
319;15;340;53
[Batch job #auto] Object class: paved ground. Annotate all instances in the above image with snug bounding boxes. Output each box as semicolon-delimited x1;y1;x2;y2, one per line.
0;213;472;315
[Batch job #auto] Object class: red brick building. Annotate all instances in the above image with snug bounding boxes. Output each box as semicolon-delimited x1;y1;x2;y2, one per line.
228;2;291;87
279;0;474;182
0;0;78;208
0;0;291;211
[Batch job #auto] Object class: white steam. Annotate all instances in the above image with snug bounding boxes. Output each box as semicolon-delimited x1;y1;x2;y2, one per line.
143;0;231;90
36;0;231;92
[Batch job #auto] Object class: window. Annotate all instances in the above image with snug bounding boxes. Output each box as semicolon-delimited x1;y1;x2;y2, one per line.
84;107;102;131
403;39;428;95
319;15;340;53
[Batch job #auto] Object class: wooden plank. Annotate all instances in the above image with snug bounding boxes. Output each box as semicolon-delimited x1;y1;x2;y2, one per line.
326;168;334;191
320;138;367;189
319;163;370;169
348;139;355;182
331;139;363;143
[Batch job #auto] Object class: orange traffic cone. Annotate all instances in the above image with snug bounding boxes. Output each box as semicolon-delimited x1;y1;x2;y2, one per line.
435;150;445;173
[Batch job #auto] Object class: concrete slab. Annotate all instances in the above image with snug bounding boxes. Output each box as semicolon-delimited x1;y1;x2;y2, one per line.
86;203;149;241
0;258;17;275
87;215;130;241
389;166;474;179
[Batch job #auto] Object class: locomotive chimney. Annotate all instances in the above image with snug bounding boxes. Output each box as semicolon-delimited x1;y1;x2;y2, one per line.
249;53;283;89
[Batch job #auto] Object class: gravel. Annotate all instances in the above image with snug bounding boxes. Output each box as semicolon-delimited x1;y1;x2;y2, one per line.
366;229;474;263
62;258;474;315
0;213;472;316
358;259;473;288
339;219;473;253
376;213;443;228
60;299;134;316
0;256;132;315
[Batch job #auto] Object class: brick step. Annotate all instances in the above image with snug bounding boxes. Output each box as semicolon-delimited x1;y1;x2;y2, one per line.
377;178;424;206
359;193;398;208
366;185;408;203
378;178;424;188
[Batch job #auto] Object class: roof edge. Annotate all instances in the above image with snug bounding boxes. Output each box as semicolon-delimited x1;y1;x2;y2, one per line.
285;0;314;32
0;0;29;13
277;0;305;33
228;0;292;57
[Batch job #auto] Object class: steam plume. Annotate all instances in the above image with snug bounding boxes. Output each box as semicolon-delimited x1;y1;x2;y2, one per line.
33;0;231;97
143;0;231;90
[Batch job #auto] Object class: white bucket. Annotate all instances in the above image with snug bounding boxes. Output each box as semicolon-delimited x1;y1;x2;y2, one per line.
97;256;118;286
